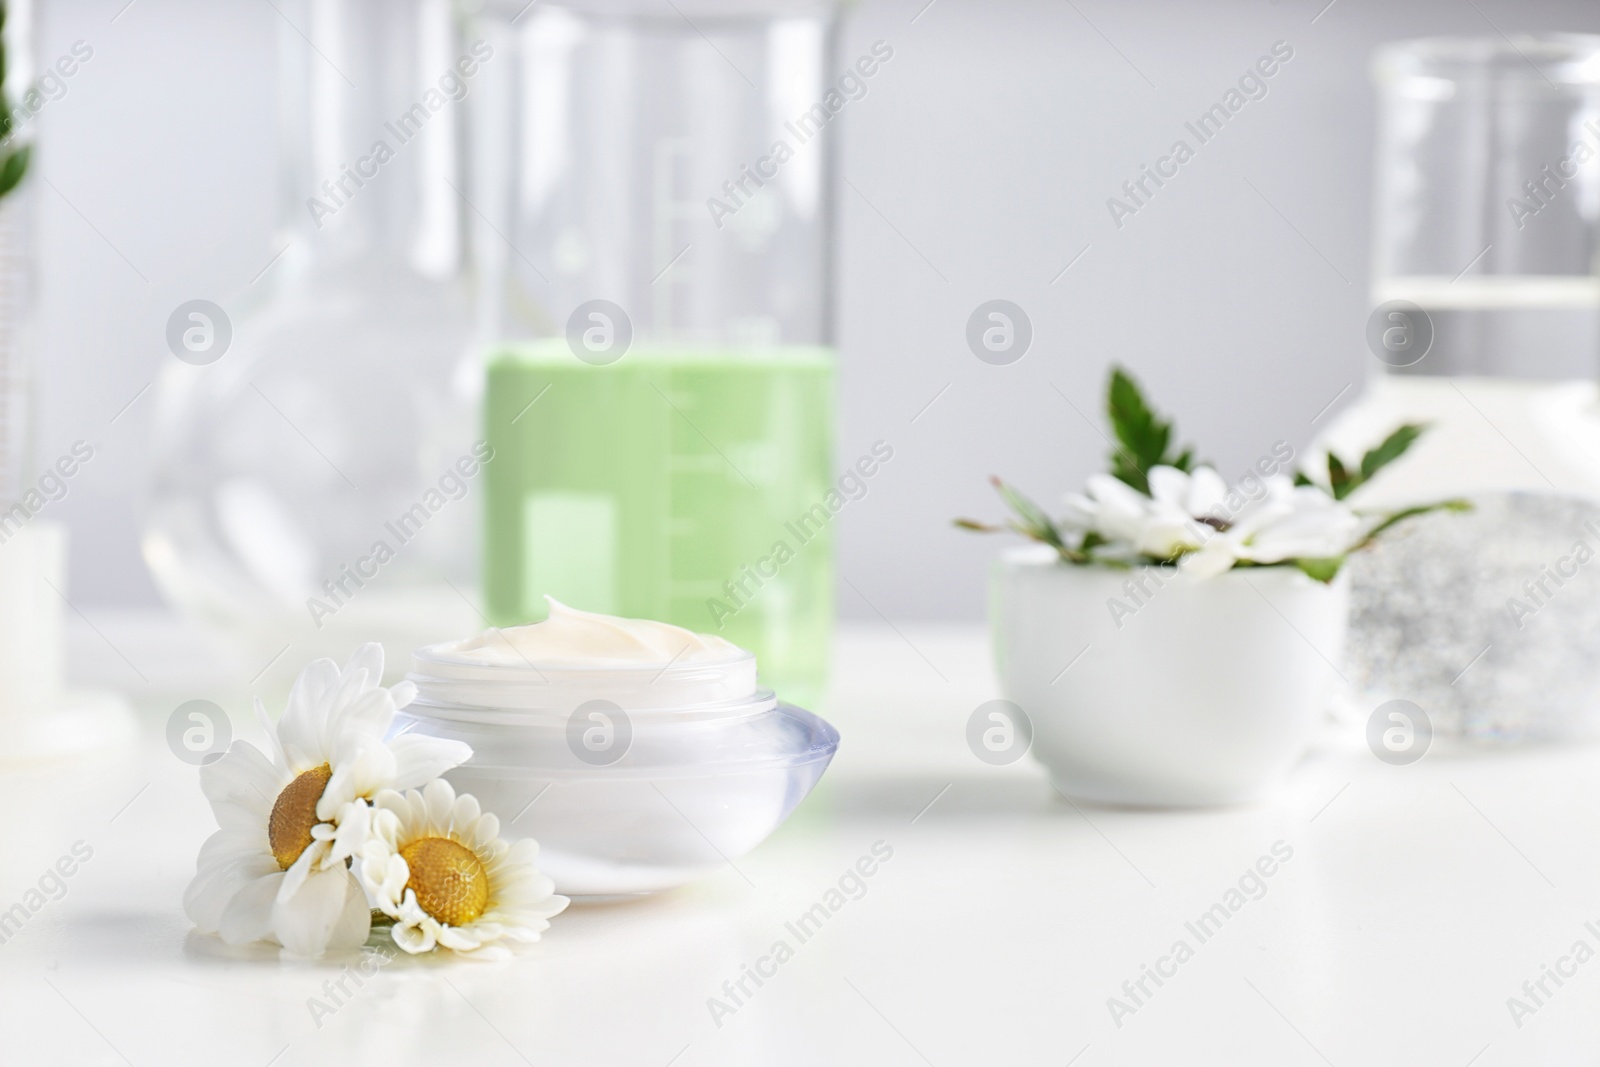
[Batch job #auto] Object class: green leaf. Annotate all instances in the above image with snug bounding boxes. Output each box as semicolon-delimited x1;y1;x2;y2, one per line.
0;144;30;200
955;477;1120;565
1352;498;1471;552
1326;452;1352;500
1294;557;1345;583
990;477;1074;557
1318;423;1428;503
1105;366;1197;494
991;477;1054;534
1107;369;1160;493
1358;423;1426;483
0;5;30;194
1293;471;1315;488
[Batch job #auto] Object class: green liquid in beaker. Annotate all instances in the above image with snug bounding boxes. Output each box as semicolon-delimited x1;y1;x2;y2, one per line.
483;344;835;703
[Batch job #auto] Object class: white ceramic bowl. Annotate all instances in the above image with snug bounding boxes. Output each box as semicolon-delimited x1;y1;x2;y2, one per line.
992;545;1348;807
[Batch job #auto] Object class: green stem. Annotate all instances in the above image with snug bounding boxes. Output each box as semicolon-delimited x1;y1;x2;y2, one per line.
1351;499;1472;552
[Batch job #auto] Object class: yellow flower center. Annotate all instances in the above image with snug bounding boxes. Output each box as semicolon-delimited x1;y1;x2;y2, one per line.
401;836;489;927
268;763;332;870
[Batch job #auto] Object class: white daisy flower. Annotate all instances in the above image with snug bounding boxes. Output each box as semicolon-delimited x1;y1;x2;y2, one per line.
183;644;472;957
1056;464;1364;579
1181;476;1364;578
1063;465;1227;559
360;778;568;960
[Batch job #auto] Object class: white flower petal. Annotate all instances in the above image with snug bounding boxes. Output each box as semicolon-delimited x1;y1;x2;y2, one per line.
185;840;278;933
209;797;269;836
272;867;366;958
218;872;284;945
373;788;407;818
327;872;375;951
277;839;331;903
254;696;288;770
197;741;281;822
276;657;341;762
450;792;482;834
423;778;456;830
326;800;372;866
1134;517;1200;559
342;643;387;690
435;925;482;952
1146;466;1188;507
383;854;409;900
1231;500;1295;541
1185;466;1228;516
1180;541;1239;579
318;737;394;819
1086;472;1147;509
332;686;399;747
1230;485;1362;562
191;826;269;877
386;734;473;792
392;921;435;955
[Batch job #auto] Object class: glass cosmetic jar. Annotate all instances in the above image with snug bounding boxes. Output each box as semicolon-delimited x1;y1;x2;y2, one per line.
395;640;838;898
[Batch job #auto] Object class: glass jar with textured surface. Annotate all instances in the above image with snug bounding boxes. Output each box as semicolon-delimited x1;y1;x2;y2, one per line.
1328;35;1600;741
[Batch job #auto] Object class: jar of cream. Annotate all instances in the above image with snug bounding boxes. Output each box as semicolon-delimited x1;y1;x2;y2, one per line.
396;600;839;898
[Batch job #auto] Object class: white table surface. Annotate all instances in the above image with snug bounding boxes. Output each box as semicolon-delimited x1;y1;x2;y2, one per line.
2;615;1598;1066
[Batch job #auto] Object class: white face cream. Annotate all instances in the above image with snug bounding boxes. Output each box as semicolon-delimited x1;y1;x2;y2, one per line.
401;604;839;898
412;599;758;709
443;598;743;667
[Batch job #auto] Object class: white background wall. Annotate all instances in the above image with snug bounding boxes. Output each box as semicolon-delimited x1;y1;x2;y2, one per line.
31;0;1600;619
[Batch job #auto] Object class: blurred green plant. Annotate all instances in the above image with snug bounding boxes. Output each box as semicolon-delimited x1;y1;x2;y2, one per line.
0;1;32;200
1293;423;1426;501
1107;366;1197;493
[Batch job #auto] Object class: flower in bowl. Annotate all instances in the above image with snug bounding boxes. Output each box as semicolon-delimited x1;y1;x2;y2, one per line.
956;367;1466;806
958;366;1467;581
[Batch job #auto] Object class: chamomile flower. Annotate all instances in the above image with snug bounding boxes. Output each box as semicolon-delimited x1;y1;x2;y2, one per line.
183;644;472;957
360;778;567;960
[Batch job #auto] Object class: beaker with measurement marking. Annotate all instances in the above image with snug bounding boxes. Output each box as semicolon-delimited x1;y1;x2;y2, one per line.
470;1;842;703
